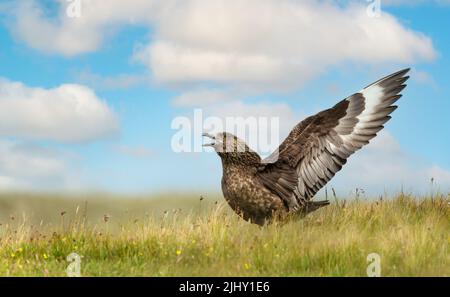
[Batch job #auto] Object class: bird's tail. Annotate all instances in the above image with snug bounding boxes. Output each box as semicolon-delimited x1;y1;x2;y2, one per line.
305;200;330;213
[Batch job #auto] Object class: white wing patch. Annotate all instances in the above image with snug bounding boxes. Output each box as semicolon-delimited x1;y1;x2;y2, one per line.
361;84;384;115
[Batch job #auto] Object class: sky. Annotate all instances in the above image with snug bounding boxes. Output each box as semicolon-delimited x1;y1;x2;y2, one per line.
0;0;449;197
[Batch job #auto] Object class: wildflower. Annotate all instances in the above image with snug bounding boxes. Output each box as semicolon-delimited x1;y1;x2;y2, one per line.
10;252;15;258
176;250;182;256
43;253;49;259
244;263;251;270
17;247;23;253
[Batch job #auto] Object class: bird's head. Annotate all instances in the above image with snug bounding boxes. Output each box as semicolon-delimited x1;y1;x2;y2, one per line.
203;132;260;165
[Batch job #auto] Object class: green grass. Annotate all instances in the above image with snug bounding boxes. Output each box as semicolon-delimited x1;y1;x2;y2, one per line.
0;192;448;276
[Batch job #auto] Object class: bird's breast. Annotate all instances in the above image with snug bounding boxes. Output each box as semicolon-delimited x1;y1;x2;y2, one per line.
221;167;285;223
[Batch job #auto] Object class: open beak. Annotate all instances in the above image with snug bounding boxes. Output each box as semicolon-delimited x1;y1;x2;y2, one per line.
202;133;215;147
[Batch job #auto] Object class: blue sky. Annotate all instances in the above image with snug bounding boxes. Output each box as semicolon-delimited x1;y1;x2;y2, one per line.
0;0;449;196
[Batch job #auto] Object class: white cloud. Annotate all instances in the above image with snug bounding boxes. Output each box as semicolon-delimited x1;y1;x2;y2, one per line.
10;0;160;56
134;0;436;90
10;0;436;90
0;175;23;189
12;1;101;56
0;79;119;143
328;132;450;195
173;89;240;107
137;41;299;89
0;141;65;179
0;140;79;190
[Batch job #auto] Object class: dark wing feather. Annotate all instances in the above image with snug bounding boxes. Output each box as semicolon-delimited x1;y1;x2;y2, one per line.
257;68;410;211
256;160;299;209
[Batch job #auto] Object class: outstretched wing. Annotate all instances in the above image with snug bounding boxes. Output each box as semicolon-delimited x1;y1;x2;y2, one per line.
257;68;410;210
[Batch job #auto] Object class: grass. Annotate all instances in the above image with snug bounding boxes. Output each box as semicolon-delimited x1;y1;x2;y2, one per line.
0;192;448;276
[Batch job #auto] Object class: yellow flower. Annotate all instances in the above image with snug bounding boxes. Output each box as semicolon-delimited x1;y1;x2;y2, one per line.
10;252;15;258
176;250;182;256
43;253;49;259
17;247;23;253
244;263;251;270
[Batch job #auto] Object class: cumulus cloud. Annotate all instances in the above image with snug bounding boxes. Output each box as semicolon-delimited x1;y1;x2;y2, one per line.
0;79;119;143
328;132;450;195
0;140;80;190
10;0;160;56
172;89;241;107
9;0;436;91
137;0;435;90
136;41;300;89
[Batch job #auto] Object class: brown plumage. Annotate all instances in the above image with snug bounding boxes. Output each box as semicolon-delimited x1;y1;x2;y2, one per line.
203;69;410;225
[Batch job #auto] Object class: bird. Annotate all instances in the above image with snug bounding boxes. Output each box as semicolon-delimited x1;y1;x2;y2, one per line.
203;68;410;225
